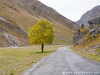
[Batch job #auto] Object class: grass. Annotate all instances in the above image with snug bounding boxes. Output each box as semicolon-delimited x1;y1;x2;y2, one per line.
71;35;100;63
0;45;63;75
53;24;74;45
95;47;100;54
77;34;100;48
71;46;100;62
72;31;100;63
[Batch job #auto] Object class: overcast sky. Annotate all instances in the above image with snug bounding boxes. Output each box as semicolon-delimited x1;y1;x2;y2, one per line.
38;0;100;21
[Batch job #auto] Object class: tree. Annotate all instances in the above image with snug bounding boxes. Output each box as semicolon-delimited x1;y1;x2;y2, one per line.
81;24;85;28
28;20;54;52
77;29;81;35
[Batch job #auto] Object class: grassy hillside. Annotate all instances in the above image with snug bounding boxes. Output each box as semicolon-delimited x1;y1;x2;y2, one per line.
0;1;75;46
72;33;100;62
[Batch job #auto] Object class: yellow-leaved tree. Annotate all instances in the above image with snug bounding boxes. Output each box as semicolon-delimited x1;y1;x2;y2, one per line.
28;20;54;52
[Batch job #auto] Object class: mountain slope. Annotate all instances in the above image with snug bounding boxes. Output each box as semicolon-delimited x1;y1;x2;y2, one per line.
73;16;100;62
0;0;77;47
76;5;100;26
2;0;77;29
0;16;28;47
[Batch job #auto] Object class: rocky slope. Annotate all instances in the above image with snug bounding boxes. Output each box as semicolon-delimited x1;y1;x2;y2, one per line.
0;0;77;47
73;17;100;56
74;17;100;46
0;16;28;47
76;5;100;26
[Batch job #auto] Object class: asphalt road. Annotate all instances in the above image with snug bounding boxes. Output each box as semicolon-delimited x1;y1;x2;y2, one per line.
23;47;100;75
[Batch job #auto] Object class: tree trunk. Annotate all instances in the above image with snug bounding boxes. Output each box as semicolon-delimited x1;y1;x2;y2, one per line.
41;44;44;53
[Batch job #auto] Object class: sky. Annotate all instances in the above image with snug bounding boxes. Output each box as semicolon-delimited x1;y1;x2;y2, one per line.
38;0;100;21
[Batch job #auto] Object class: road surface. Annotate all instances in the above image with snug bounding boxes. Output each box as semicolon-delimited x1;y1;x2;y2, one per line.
23;47;100;75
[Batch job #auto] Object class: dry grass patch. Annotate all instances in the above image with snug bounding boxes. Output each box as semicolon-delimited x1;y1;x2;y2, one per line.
71;45;100;63
0;45;63;75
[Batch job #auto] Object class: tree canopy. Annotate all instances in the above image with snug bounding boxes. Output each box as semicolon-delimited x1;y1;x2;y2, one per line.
28;20;54;45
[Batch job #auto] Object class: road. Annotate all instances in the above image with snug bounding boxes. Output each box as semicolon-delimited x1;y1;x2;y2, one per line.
23;47;100;75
